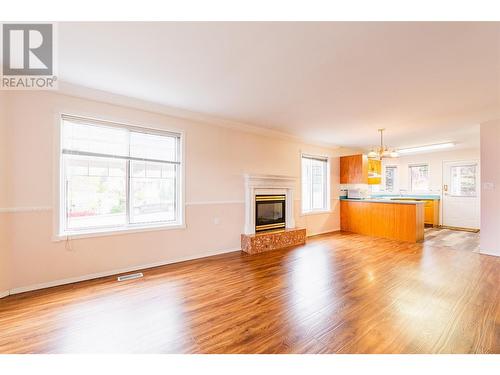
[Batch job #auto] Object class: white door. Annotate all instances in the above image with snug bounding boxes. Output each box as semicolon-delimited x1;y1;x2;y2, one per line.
442;161;480;229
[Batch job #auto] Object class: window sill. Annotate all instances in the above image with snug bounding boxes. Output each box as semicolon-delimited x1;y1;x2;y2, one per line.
53;222;186;241
300;209;333;217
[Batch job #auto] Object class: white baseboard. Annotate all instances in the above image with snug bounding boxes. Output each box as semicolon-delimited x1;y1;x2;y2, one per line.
479;248;500;257
7;230;342;296
9;246;241;295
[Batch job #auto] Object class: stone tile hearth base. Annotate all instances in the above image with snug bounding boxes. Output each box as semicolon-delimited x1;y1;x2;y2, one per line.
241;228;306;254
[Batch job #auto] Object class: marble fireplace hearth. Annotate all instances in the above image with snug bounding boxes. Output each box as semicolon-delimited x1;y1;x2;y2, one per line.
241;228;306;254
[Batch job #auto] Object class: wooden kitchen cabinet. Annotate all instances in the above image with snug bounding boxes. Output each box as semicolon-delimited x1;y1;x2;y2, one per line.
340;200;424;243
394;198;440;227
424;199;440;227
368;159;381;185
340;154;368;184
340;154;380;185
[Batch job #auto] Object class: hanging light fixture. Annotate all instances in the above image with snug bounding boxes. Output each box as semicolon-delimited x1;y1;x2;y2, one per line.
367;128;399;159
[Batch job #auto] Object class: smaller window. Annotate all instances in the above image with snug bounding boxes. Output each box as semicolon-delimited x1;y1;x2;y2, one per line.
409;164;429;192
385;166;398;192
450;164;477;197
301;154;330;213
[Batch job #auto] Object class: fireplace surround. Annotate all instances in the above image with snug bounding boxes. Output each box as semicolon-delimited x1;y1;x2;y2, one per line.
243;174;296;235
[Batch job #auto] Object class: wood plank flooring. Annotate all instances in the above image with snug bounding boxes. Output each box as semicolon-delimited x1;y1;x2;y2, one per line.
424;228;480;252
0;231;498;354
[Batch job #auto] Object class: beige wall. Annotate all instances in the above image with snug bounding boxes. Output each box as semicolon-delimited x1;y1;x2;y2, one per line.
1;91;352;293
381;147;480;194
480;120;500;256
0;92;9;294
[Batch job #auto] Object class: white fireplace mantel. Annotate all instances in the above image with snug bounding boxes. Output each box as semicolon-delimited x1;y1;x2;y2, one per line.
243;174;297;235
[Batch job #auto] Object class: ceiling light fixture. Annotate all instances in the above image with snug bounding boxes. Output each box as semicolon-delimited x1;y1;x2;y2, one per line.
367;128;399;159
398;142;455;154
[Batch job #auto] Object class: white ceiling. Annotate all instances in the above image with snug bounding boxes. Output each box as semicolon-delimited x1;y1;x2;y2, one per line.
58;22;500;150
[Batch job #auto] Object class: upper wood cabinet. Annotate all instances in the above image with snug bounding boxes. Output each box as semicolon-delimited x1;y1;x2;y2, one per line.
367;159;382;185
340;154;368;184
340;154;381;185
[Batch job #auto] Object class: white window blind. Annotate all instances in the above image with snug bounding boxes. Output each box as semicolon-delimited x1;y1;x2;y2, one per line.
301;154;329;213
409;164;429;192
385;166;398;192
59;115;182;235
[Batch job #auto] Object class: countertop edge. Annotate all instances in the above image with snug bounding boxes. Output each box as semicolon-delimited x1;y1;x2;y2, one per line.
340;198;425;205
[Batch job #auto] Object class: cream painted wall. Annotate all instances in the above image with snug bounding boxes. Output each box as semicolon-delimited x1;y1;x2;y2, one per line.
480;120;500;257
380;148;480;194
1;91;352;293
0;92;7;207
0;92;9;294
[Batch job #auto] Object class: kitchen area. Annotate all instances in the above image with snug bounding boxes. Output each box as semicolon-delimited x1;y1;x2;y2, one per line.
339;153;441;243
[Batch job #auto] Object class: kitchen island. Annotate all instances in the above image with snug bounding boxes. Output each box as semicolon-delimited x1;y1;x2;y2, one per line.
371;194;441;227
340;198;425;242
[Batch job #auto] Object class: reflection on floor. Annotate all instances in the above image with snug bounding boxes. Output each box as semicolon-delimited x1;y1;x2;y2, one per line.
0;231;498;354
424;228;480;252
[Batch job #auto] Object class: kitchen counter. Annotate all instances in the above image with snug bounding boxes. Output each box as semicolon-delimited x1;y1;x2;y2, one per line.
340;198;425;205
371;194;441;200
340;199;424;242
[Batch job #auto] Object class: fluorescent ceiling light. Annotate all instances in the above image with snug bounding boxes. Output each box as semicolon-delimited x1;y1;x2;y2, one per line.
398;142;455;154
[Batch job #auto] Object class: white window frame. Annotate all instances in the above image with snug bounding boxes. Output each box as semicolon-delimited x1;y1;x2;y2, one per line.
448;162;479;198
300;153;331;215
408;163;430;192
384;165;399;193
54;113;185;240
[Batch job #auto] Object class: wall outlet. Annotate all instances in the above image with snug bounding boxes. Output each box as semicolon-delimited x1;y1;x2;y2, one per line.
213;217;220;225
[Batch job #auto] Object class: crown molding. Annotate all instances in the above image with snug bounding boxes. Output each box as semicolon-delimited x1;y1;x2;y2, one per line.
55;81;341;150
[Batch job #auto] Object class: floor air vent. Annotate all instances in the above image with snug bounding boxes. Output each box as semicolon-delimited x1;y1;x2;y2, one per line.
117;272;144;282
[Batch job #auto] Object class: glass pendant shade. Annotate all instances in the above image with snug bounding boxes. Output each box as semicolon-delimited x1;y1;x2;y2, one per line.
368;129;399;159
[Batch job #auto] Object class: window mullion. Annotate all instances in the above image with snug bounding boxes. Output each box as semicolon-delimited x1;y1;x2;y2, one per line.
309;159;314;211
126;158;131;226
324;160;327;210
65;168;69;233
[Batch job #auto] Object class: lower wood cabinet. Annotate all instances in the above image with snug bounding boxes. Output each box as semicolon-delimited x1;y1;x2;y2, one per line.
395;198;440;227
340;200;424;243
423;200;440;227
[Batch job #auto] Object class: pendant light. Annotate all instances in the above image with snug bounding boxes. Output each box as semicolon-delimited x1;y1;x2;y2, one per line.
367;129;399;159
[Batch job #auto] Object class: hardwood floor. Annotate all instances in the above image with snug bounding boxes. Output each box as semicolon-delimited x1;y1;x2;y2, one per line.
424;228;480;252
0;231;498;354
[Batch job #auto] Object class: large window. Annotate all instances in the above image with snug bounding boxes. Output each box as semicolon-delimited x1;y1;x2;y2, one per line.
59;115;182;236
385;166;398;192
409;164;429;192
301;154;330;213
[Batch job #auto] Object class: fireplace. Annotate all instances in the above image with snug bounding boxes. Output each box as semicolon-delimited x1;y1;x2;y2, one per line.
243;174;296;235
242;175;305;254
255;195;286;232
